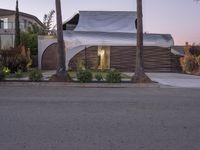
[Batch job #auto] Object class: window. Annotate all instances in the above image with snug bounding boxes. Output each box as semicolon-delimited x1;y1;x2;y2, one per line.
24;19;27;29
1;18;8;29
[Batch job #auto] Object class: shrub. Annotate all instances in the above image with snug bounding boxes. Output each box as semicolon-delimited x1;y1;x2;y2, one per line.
20;32;38;55
106;70;121;83
2;67;11;77
77;69;92;83
1;55;28;73
14;70;23;78
183;56;198;73
196;55;200;66
29;69;43;81
95;72;103;81
16;55;29;72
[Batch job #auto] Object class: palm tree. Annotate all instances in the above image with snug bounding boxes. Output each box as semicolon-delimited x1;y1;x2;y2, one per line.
132;0;152;83
54;0;70;81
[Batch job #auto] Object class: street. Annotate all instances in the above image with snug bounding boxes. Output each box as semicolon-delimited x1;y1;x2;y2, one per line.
0;85;200;150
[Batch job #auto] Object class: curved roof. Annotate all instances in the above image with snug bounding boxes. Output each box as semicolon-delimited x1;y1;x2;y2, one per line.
74;11;137;33
63;31;174;49
63;11;174;49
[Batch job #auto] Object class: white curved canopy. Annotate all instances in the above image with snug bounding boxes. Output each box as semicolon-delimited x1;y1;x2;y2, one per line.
64;31;174;49
74;11;137;33
64;11;174;49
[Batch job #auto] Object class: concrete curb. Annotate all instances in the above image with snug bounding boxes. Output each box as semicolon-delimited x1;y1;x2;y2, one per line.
0;82;168;88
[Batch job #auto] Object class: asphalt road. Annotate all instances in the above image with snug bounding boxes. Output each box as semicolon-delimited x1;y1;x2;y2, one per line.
0;85;200;150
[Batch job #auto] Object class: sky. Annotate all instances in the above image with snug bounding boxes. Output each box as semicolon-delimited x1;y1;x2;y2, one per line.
0;0;200;45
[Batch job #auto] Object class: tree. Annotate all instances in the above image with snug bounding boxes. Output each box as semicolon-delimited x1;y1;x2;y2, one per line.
43;10;55;34
132;0;152;83
53;0;70;81
14;0;21;47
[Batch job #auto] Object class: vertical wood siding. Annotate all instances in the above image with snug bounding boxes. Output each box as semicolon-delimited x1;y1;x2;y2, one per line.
42;45;181;72
41;43;58;70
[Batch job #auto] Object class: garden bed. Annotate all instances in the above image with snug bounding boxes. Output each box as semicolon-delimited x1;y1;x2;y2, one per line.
1;70;132;83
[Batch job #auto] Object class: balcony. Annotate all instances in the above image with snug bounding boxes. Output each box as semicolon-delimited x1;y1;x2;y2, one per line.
0;22;27;34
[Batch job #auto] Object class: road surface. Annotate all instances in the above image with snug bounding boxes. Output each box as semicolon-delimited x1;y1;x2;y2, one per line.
0;85;200;150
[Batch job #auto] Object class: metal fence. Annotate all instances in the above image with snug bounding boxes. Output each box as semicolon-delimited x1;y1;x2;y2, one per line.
0;22;26;30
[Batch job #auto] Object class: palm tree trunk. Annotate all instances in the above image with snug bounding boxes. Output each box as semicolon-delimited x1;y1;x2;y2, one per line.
54;0;69;80
132;0;152;83
15;0;20;47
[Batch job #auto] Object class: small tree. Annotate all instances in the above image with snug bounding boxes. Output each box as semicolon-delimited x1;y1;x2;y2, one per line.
43;10;55;34
14;0;21;47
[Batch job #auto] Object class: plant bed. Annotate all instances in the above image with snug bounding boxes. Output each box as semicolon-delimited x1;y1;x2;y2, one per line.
1;69;159;84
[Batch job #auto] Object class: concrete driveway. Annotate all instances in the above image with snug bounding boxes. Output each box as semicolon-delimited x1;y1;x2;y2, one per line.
125;73;200;88
148;73;200;88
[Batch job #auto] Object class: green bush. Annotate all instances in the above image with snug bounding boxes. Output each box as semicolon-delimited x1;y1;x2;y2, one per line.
95;72;103;81
29;69;43;81
1;55;28;73
14;70;23;78
106;70;121;83
2;67;11;77
77;69;92;83
21;32;38;55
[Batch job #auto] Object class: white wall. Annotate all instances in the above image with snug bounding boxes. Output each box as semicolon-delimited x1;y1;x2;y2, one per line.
38;36;56;69
38;36;88;70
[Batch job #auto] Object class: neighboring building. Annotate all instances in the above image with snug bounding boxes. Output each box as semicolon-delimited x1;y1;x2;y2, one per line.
0;8;44;49
171;46;185;56
39;11;180;72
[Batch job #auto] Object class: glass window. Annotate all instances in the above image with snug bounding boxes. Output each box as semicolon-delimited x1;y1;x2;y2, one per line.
1;18;8;29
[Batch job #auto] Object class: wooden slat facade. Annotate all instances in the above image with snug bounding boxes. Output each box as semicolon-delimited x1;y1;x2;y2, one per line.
69;46;98;70
42;45;181;72
110;46;175;72
41;43;58;70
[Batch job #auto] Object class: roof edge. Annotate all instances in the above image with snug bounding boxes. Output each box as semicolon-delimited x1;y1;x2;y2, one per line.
0;8;44;28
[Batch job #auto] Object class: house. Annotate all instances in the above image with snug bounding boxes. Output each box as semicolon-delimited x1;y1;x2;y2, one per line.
0;8;44;49
39;11;180;72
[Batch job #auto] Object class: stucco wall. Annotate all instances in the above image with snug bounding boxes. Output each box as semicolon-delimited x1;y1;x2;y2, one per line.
38;36;56;69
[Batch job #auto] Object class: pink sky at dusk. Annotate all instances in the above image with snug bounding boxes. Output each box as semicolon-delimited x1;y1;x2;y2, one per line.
0;0;200;45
